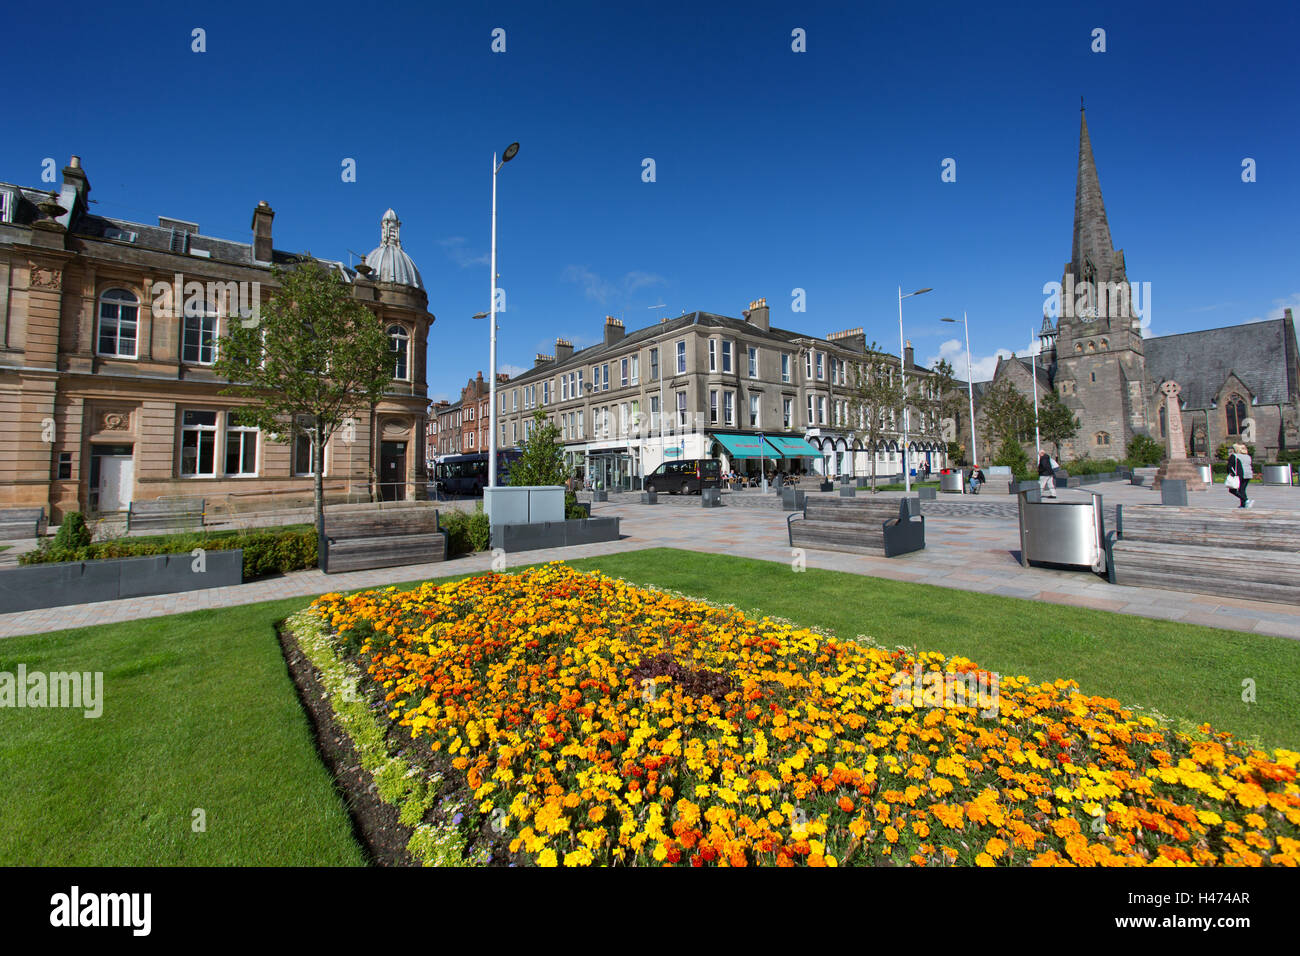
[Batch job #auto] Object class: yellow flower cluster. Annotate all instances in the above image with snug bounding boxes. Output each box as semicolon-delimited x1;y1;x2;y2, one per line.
311;565;1300;867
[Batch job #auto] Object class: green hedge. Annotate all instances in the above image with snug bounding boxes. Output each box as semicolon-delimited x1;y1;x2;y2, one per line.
19;526;319;579
1063;458;1123;476
439;507;491;556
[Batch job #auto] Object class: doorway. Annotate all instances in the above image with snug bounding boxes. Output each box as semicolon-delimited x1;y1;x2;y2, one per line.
380;441;407;501
90;444;135;513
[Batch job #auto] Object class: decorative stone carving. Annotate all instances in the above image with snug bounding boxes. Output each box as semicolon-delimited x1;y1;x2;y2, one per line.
29;263;63;290
102;411;130;431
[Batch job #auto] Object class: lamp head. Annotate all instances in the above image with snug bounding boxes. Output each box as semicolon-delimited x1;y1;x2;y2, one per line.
502;142;520;162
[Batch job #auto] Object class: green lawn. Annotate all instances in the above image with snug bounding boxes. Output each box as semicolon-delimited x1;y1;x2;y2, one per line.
0;598;364;866
2;546;1296;866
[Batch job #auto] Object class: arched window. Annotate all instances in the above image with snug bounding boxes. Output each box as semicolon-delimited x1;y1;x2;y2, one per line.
388;325;409;380
1159;403;1167;438
1226;394;1247;436
1095;431;1111;447
97;288;139;357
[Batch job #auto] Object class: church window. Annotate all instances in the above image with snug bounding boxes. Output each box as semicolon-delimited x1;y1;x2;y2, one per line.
1095;432;1111;447
1159;403;1167;438
1087;341;1096;352
1090;372;1096;382
1226;395;1247;436
1100;338;1109;349
1075;343;1082;352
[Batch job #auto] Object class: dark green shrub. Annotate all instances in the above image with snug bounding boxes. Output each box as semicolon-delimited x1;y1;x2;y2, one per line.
1125;434;1164;467
993;442;1031;481
565;492;587;520
52;512;93;550
1063;458;1122;476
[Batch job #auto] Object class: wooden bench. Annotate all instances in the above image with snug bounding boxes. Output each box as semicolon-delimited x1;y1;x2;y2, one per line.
126;497;205;533
321;506;447;574
0;507;47;540
1106;505;1300;605
788;495;925;557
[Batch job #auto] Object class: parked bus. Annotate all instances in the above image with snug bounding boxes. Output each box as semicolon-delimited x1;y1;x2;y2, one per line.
434;451;522;496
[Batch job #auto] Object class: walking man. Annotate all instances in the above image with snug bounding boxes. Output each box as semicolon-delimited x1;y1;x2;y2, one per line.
1037;451;1059;499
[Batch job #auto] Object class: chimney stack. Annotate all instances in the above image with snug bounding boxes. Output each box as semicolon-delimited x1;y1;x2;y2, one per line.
827;327;867;353
744;297;770;332
903;340;914;370
535;352;554;367
555;337;574;362
251;201;274;265
603;315;625;346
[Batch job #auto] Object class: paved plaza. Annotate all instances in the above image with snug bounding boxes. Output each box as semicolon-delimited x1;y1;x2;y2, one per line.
1;479;1297;639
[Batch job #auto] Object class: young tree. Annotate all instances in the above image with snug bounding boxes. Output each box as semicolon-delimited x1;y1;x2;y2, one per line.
978;379;1034;465
508;410;567;486
214;262;392;544
1038;390;1080;458
845;343;905;493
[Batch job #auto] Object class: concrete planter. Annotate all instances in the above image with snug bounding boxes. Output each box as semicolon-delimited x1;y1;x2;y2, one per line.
1262;464;1292;486
1130;475;1146;486
592;490;608;502
839;486;857;498
640;492;658;504
781;489;807;511
819;481;834;492
490;517;622;553
918;486;937;501
0;549;243;614
701;488;722;508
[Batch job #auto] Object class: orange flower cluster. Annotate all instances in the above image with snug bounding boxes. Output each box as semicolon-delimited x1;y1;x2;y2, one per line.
311;565;1300;867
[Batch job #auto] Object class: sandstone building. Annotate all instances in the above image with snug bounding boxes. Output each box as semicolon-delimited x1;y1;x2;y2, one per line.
0;158;434;521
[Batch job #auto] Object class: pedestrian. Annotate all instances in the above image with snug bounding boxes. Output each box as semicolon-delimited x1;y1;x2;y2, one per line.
968;463;985;495
1037;450;1059;498
1226;442;1253;509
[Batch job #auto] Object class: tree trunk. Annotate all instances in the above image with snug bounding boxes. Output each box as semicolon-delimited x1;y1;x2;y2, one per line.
870;451;878;494
314;420;326;570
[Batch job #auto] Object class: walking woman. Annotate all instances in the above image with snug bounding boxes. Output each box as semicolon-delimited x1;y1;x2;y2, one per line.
1226;442;1253;509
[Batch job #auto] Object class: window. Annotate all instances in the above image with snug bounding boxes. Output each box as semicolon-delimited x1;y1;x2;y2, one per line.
722;341;733;373
816;352;824;380
677;391;688;426
512;422;518;443
97;288;139;357
577;370;584;396
709;340;717;372
180;410;218;477
630;400;640;433
602;364;610;391
225;422;258;476
1095;432;1111;447
783;399;793;429
56;452;72;480
512;389;518;411
676;341;686;374
723;390;735;427
388;325;409;380
1090;371;1096;382
650;347;659;381
183;301;218;365
294;419;319;476
748;346;758;378
630;355;639;385
710;389;719;425
805;351;813;379
621;358;629;387
650;395;660;431
467;432;474;449
749;393;760;427
807;395;815;425
1159;403;1167;438
561;376;569;401
781;353;791;383
818;395;827;425
1226;394;1247;435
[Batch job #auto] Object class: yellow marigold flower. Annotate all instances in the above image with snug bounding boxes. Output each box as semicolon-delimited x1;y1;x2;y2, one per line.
537;849;558;867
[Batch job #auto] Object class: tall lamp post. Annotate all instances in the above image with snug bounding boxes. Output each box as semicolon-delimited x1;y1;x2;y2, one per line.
487;141;520;491
941;313;977;469
898;286;933;493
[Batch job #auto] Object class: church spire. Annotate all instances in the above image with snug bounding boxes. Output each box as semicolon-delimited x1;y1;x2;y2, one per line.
1070;107;1118;282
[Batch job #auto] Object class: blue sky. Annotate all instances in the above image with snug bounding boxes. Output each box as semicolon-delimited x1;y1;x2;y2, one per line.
5;0;1297;400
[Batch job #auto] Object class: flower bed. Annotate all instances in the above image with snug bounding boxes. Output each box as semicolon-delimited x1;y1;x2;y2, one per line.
309;565;1300;867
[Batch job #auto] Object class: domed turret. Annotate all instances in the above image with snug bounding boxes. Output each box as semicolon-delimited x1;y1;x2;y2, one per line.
365;208;423;289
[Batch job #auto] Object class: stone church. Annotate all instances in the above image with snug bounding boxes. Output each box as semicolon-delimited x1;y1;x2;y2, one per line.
971;108;1300;462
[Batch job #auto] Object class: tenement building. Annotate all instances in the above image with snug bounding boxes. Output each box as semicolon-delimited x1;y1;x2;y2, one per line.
971;108;1300;461
0;158;434;520
492;300;947;489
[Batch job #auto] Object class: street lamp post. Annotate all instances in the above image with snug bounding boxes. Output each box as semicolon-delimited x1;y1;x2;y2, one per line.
897;286;932;493
942;313;978;470
488;142;520;491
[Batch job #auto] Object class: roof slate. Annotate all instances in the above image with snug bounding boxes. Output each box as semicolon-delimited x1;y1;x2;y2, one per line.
1145;319;1294;410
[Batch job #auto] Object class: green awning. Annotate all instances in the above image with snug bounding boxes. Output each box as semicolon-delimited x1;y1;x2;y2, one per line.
764;434;820;457
711;432;777;459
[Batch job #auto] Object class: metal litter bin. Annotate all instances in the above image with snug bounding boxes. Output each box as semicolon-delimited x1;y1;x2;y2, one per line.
1016;487;1106;572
